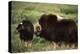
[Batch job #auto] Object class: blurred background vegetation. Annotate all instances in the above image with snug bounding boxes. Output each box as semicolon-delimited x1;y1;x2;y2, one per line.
10;1;78;53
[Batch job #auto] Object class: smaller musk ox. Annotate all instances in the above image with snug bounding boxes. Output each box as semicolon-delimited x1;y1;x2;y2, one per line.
16;20;34;48
37;14;78;47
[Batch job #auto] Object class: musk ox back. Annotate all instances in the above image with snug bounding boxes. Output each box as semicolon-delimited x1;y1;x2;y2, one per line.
38;14;78;43
16;20;34;47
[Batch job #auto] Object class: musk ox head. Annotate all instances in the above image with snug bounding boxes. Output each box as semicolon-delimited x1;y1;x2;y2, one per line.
35;14;58;38
16;22;24;32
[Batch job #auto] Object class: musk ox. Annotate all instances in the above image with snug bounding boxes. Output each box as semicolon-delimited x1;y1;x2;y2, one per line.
16;20;34;47
37;14;78;46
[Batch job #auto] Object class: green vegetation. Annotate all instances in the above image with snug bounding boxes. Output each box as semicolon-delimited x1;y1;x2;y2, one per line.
10;1;78;53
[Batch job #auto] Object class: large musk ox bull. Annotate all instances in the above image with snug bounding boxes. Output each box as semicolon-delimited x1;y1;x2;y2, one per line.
38;14;78;45
16;20;34;47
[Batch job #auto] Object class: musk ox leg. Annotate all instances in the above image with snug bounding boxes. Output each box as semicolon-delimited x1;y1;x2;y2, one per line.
66;44;70;49
27;41;32;48
66;43;76;49
60;43;66;49
64;43;76;49
65;43;75;49
71;44;75;49
52;42;59;49
24;41;32;48
24;41;28;48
